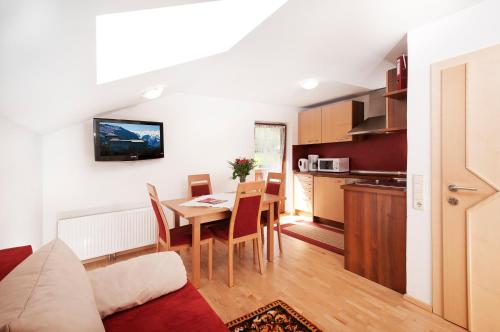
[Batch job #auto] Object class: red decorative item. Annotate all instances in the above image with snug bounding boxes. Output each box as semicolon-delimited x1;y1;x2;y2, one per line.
396;54;408;90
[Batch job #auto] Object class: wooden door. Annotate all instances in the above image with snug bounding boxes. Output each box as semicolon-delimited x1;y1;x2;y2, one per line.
313;176;345;222
321;102;352;143
298;108;321;144
439;48;500;330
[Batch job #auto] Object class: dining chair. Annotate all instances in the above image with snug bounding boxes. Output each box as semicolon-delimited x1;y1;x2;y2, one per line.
187;174;212;198
260;172;284;253
211;181;265;287
147;183;214;280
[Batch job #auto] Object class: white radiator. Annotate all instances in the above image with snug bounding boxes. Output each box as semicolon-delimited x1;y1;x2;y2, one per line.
57;207;158;261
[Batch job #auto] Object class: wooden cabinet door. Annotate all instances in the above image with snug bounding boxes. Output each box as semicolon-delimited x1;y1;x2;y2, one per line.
298;108;322;144
313;176;345;222
294;174;313;213
321;102;353;143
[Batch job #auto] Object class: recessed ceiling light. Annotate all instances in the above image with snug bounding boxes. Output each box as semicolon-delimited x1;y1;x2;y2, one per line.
96;0;288;84
141;85;164;100
299;78;319;90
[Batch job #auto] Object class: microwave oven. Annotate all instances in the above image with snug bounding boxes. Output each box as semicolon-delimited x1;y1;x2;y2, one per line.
317;158;349;172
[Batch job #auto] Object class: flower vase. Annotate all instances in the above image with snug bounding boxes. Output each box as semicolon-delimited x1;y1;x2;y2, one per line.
239;176;247;183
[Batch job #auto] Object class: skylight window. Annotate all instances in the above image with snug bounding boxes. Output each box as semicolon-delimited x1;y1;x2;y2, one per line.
96;0;287;84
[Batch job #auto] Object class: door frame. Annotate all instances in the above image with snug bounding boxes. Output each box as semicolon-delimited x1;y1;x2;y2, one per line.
430;44;500;318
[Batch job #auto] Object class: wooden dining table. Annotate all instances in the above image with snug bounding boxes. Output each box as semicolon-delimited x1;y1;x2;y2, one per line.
162;193;280;288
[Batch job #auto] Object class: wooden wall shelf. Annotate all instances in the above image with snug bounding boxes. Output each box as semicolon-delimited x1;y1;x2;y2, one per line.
383;88;407;99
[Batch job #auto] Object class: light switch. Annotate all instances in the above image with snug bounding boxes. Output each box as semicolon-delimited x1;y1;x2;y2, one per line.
413;175;424;210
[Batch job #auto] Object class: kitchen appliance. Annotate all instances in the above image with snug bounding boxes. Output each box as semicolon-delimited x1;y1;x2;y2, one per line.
317;158;349;172
347;89;388;136
298;158;309;172
308;155;319;172
353;179;406;190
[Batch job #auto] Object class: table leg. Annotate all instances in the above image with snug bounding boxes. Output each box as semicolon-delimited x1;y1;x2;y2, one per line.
174;213;180;228
267;203;274;262
191;221;201;288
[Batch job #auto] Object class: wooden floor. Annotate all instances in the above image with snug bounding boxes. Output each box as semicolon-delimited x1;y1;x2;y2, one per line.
85;224;463;332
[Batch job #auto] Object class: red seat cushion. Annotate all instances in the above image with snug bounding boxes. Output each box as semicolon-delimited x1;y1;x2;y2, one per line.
0;245;33;281
170;225;213;247
265;182;281;195
103;282;228;332
211;221;230;241
191;184;210;198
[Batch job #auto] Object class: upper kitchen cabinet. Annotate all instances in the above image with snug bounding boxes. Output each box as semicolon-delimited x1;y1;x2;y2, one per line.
298;101;364;145
298;107;322;144
321;101;364;143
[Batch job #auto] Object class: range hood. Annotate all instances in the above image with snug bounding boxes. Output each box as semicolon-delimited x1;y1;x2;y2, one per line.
347;115;387;136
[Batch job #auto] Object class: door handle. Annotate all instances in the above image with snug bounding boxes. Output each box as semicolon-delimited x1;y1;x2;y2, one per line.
448;184;478;192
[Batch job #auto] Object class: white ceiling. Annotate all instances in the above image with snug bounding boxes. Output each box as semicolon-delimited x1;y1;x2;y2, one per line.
0;0;482;133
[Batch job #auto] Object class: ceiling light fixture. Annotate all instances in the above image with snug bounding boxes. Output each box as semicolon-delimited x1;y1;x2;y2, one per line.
299;78;319;90
141;85;164;100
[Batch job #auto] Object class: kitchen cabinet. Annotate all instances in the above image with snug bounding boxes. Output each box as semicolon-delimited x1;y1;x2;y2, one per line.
343;184;406;293
298;107;322;144
313;176;345;222
321;101;364;143
293;173;313;214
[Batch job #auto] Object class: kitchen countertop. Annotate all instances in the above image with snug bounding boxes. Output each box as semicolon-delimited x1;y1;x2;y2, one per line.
341;183;406;196
293;170;406;180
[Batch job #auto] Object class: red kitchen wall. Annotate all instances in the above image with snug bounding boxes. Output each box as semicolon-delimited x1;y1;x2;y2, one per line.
292;132;407;171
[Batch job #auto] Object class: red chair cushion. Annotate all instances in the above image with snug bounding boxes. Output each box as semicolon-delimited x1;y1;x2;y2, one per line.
103;282;228;332
265;182;281;195
211;221;230;241
151;199;167;242
234;195;262;238
191;184;210;198
260;203;279;225
0;245;33;281
170;225;213;247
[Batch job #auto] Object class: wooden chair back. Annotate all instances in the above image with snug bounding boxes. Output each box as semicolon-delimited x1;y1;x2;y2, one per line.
265;172;284;197
147;183;171;249
188;174;212;198
229;181;265;241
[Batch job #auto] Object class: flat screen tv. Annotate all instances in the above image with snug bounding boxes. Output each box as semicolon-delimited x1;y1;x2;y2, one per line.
93;118;164;161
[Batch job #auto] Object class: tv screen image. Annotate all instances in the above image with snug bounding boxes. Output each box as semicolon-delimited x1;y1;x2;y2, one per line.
94;118;164;161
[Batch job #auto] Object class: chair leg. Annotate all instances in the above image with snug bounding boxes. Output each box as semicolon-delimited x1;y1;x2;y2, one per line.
252;239;257;264
256;235;264;275
208;239;213;280
261;226;265;244
228;242;234;287
276;219;283;254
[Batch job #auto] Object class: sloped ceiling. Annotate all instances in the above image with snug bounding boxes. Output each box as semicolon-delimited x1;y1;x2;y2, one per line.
0;0;482;133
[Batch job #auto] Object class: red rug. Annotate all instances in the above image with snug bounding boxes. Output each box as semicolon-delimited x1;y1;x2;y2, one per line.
277;221;344;255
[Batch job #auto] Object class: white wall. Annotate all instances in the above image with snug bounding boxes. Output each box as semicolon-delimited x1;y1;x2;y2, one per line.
42;93;298;242
406;0;500;304
0;116;43;249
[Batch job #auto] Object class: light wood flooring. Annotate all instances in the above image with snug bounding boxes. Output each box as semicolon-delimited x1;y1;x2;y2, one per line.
85;224;463;332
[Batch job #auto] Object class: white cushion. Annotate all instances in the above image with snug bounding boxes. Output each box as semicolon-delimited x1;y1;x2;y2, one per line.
0;239;105;332
88;251;187;318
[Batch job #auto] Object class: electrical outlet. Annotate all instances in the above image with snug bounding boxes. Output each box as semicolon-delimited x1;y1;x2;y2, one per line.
413;175;424;210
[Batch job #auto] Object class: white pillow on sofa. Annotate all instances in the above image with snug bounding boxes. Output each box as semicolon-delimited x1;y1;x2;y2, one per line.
0;239;105;332
88;251;187;318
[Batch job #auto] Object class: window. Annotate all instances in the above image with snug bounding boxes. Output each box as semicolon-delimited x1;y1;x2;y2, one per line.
254;123;286;181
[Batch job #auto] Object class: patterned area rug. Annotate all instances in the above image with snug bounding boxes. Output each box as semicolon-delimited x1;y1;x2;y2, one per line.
278;221;344;255
226;300;321;332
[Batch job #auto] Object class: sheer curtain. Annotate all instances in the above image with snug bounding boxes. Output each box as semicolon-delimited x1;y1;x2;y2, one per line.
254;123;286;180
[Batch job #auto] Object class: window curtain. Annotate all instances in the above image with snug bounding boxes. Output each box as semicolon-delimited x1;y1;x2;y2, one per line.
254;123;286;178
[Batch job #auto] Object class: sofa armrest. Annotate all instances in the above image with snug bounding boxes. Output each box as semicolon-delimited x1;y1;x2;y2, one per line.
0;245;33;281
